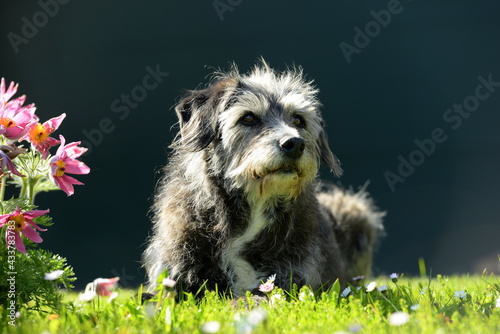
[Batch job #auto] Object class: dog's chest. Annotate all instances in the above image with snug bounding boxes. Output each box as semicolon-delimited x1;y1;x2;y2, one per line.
220;202;270;294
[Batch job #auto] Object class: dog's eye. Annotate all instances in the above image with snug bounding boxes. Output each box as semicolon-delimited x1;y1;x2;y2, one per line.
241;113;258;126
292;115;306;128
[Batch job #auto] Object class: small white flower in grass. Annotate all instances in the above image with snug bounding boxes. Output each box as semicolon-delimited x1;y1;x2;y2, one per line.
366;281;377;292
78;289;97;302
377;285;388;292
78;281;99;302
454;290;467;299
266;274;276;283
341;286;351;298
162;277;176;289
269;293;284;305
410;304;421;311
390;273;399;283
108;291;118;302
388;311;410;326
258;274;276;294
299;287;314;301
495;297;500;308
247;308;267;326
44;270;65;281
259;282;274;294
201;321;221;334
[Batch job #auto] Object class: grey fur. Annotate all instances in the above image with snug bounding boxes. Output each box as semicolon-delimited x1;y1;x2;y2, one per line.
143;60;384;295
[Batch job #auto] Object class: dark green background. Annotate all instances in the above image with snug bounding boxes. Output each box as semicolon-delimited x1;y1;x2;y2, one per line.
1;1;499;288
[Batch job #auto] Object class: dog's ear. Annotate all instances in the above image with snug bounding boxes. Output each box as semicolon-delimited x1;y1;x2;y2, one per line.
175;79;236;151
318;128;343;177
175;90;216;151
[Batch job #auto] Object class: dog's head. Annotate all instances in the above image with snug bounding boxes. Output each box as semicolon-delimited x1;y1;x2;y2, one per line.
173;60;342;202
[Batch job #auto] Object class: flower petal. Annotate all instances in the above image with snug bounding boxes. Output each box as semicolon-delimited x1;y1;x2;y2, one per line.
44;113;66;132
64;160;90;175
54;178;74;196
61;141;87;159
62;174;84;186
51;174;83;196
20;225;43;243
0;214;11;227
55;135;66;157
22;209;50;219
0;79;19;102
24;218;47;231
14;231;26;254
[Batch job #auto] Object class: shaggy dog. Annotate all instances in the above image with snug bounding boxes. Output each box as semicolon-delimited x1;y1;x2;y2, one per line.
143;60;384;296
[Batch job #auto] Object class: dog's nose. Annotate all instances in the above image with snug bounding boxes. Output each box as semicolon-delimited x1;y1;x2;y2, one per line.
279;137;305;159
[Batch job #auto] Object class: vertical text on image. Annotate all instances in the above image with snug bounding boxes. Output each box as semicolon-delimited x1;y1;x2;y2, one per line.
6;220;18;326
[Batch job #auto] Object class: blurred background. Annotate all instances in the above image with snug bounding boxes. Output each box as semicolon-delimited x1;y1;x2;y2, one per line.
1;0;499;289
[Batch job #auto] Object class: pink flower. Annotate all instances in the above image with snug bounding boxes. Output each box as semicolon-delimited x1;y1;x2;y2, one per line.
0;207;49;254
0;78;19;103
259;282;275;294
258;274;276;294
162;277;177;289
49;135;90;196
0;78;37;141
26;113;65;159
94;277;120;296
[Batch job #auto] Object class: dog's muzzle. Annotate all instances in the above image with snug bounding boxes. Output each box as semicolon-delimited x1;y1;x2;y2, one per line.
251;137;306;180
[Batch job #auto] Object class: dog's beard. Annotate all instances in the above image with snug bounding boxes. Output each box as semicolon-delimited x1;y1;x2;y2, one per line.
226;150;319;202
251;163;302;199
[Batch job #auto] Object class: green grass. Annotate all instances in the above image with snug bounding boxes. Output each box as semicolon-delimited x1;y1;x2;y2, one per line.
1;274;500;333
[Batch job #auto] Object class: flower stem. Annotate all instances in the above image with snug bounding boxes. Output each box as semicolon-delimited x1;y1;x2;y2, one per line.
0;173;7;203
27;176;39;205
19;177;27;198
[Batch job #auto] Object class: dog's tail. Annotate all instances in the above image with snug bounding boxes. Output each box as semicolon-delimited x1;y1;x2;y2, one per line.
317;185;385;282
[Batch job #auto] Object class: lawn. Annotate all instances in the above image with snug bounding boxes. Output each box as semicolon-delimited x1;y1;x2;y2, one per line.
1;272;500;334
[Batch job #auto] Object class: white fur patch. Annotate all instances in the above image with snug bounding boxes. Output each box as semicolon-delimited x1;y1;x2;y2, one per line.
221;202;268;295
